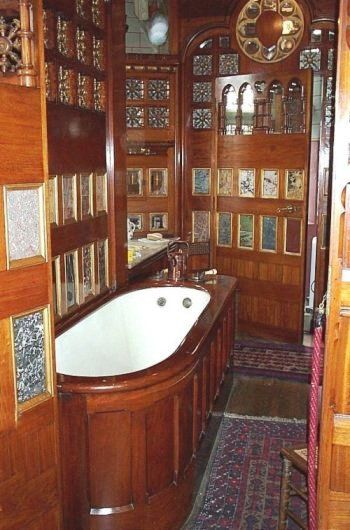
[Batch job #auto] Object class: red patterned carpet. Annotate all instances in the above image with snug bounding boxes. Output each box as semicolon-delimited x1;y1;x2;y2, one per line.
233;340;312;381
184;415;306;530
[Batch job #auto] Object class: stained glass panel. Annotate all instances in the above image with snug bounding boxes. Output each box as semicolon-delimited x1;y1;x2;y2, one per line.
126;106;145;127
299;48;321;71
193;82;212;103
126;79;144;100
96;173;107;213
219;54;239;75
193;55;212;76
80;173;93;217
193;108;212;129
148;79;170;100
148;107;169;128
12;309;49;405
238;214;254;249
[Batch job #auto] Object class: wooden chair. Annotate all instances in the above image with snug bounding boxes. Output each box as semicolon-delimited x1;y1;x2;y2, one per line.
278;321;324;530
278;446;308;529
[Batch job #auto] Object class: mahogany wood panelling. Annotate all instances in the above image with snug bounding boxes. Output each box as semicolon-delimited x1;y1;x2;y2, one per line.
318;0;350;526
57;276;236;530
0;3;61;528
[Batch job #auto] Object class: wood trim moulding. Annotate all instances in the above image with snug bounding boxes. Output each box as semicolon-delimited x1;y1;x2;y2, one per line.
126;53;180;68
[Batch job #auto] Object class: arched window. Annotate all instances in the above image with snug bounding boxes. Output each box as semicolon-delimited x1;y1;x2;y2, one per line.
284;78;305;133
268;80;283;133
222;85;238;135
238;83;254;134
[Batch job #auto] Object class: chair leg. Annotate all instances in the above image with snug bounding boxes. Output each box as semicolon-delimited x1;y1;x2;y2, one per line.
278;456;292;530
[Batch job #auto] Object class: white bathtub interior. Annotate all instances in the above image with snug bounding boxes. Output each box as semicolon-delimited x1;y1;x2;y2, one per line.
55;286;211;377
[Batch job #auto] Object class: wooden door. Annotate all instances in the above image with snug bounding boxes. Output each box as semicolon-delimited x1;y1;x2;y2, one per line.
215;71;312;342
0;2;61;529
318;0;350;526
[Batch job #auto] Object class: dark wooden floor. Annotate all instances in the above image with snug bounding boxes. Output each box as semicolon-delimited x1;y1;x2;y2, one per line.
182;365;309;529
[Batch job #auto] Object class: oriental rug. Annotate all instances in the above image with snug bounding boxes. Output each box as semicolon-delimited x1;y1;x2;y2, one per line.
184;415;306;530
233;340;312;381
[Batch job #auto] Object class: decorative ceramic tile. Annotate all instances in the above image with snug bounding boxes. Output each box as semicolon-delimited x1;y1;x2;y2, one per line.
65;251;78;309
126;106;145;127
192;108;212;129
82;244;95;299
57;17;74;58
80;173;93;217
128;213;143;231
193;55;213;76
96;173;108;213
97;239;108;291
285;169;304;200
148;79;170;100
12;309;49;405
238;214;254;249
150;212;168;231
126;79;144;100
299;48;321;71
284;218;302;255
192;168;211;195
5;186;45;265
219;54;239;75
93;79;106;112
219;36;230;48
328;48;335;71
52;257;61;316
261;169;279;198
78;73;93;109
127;168;143;196
217;212;232;247
48;177;58;224
76;27;91;65
148;107;169;128
62;175;77;222
193;82;212;103
218;168;233;196
261;216;277;252
239;168;255;197
92;0;105;28
192;211;210;242
149;168;168;196
93;36;105;71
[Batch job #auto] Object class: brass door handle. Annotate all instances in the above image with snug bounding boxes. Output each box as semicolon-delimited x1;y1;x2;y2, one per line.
277;205;301;214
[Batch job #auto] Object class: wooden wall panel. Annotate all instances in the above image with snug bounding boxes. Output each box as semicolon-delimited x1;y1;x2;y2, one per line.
88;410;132;509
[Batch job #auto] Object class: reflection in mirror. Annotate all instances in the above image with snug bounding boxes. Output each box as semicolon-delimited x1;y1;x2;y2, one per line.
284;79;305;133
239;83;254;134
223;85;238;135
269;81;283;133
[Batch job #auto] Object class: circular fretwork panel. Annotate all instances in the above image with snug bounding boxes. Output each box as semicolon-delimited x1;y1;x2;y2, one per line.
236;0;304;63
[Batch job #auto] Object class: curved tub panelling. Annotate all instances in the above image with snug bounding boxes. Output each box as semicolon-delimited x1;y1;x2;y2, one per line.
57;276;237;530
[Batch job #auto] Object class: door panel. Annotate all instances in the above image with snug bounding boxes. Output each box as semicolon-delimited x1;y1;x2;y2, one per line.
0;13;61;527
215;71;312;342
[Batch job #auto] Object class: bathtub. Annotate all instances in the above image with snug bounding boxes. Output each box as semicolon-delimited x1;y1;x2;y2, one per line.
57;275;237;530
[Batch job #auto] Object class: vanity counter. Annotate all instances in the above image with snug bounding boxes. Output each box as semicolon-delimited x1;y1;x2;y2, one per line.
127;238;173;280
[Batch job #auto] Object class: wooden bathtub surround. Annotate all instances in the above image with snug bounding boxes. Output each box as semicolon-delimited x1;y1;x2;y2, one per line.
57;275;236;530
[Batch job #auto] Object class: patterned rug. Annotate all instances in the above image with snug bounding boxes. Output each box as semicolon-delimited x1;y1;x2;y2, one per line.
233;340;312;381
184;415;306;530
